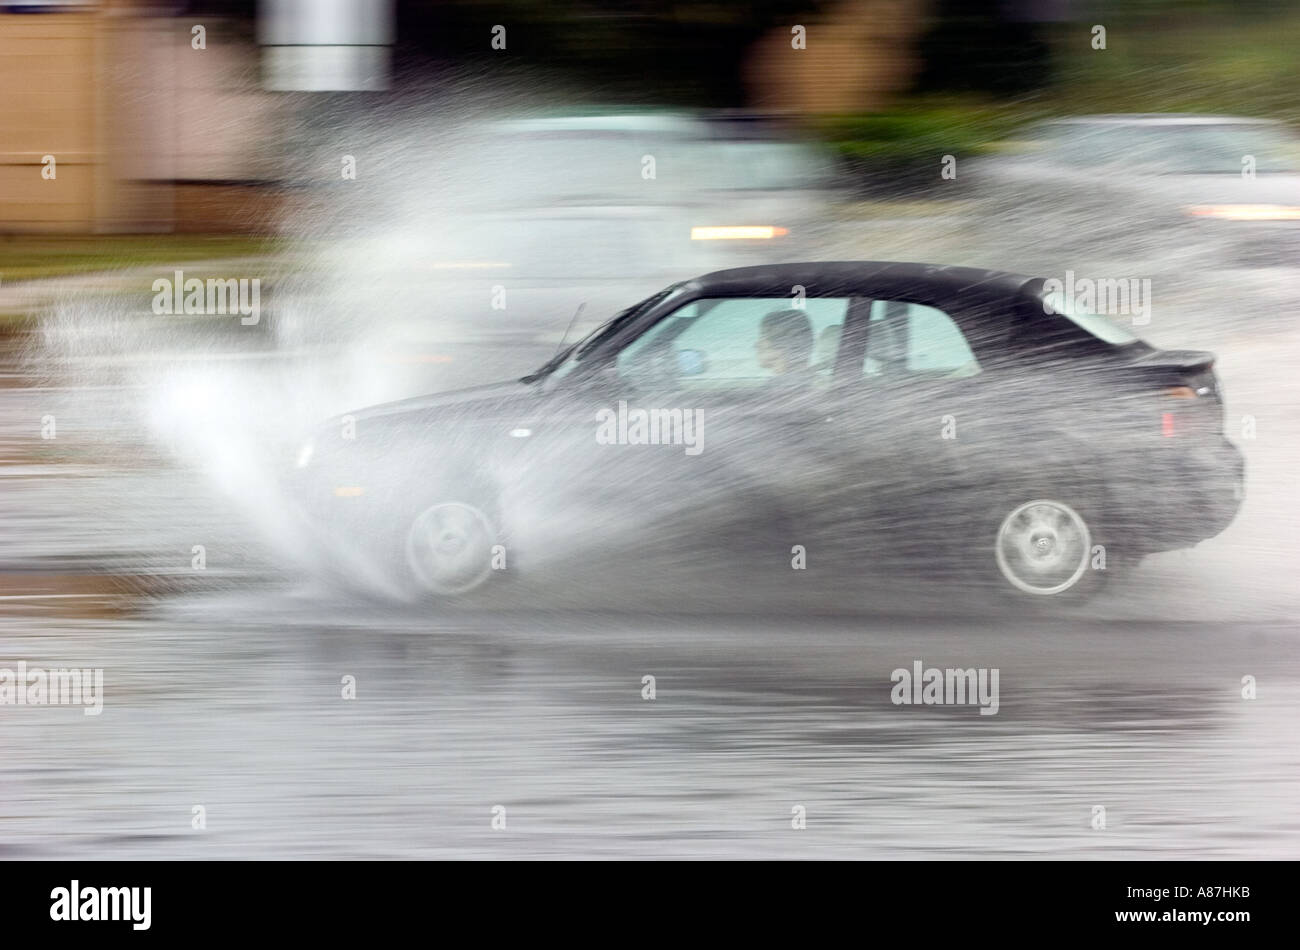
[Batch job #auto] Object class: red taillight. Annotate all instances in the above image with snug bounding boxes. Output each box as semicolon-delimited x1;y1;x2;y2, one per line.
1146;354;1222;439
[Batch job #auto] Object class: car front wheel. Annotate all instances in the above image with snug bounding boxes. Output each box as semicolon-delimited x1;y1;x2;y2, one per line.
403;500;498;598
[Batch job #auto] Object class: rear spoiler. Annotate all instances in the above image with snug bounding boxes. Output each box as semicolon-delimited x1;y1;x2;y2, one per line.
1120;348;1216;374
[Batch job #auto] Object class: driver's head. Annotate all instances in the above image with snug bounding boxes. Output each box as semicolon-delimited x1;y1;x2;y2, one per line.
757;309;814;375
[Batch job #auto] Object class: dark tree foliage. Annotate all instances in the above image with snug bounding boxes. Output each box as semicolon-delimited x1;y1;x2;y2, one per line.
913;0;1054;96
391;0;829;105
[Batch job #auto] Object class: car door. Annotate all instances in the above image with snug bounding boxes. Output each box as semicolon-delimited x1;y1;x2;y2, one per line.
640;295;853;562
509;293;856;577
817;296;991;575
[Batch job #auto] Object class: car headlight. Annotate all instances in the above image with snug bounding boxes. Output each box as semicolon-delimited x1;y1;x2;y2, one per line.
1185;204;1300;221
690;225;788;240
295;438;315;469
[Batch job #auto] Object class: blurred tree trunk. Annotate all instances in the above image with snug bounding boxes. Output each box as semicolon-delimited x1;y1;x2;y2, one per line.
743;0;931;116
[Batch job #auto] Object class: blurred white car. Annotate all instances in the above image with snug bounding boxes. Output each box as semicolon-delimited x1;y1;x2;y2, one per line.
403;112;842;344
452;112;839;274
973;114;1300;265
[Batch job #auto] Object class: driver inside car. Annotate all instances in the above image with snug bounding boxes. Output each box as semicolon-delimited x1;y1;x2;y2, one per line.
754;308;816;393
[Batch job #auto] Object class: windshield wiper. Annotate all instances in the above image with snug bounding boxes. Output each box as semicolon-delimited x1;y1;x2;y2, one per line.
520;341;582;384
519;285;680;384
518;307;638;383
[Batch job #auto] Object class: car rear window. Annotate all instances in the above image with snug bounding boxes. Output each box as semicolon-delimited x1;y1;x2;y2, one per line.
863;301;981;378
1041;291;1141;346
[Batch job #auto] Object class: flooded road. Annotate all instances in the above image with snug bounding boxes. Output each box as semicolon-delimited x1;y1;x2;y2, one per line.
3;598;1297;859
2;254;1299;859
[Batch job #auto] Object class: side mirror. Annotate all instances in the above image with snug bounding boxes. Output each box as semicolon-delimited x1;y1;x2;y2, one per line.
677;349;708;377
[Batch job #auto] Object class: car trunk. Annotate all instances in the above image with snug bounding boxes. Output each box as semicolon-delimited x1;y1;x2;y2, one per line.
1116;346;1225;437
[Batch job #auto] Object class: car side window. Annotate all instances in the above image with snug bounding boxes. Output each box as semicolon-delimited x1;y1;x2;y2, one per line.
617;297;849;393
863;300;980;380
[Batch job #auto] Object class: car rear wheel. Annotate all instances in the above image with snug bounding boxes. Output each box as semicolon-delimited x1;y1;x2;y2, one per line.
993;497;1100;598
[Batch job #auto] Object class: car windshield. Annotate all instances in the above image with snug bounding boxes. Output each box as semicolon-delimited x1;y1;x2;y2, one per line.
1045;122;1300;174
1042;291;1141;346
691;142;835;190
488;135;656;201
483;128;700;203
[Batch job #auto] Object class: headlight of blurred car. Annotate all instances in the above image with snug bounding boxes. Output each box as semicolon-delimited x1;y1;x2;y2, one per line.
1185;204;1300;221
295;438;315;469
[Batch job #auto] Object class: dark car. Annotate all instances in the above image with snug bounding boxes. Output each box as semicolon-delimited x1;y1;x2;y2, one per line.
287;262;1244;604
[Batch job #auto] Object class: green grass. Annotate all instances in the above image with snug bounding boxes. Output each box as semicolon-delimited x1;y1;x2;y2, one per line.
818;10;1300;182
0;234;286;282
818;102;1028;165
1049;12;1300;123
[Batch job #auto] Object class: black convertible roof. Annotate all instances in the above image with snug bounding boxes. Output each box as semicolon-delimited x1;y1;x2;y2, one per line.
685;261;1038;301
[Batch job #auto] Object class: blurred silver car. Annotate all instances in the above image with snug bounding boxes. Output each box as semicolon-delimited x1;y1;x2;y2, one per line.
361;111;845;364
974;114;1300;265
443;112;840;294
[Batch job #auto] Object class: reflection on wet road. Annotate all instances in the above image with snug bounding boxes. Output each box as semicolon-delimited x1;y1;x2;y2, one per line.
2;592;1297;859
3;260;1300;858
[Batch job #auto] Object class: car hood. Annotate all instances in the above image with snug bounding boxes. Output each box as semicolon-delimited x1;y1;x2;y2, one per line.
1136;173;1300;206
336;380;535;426
979;159;1300;205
